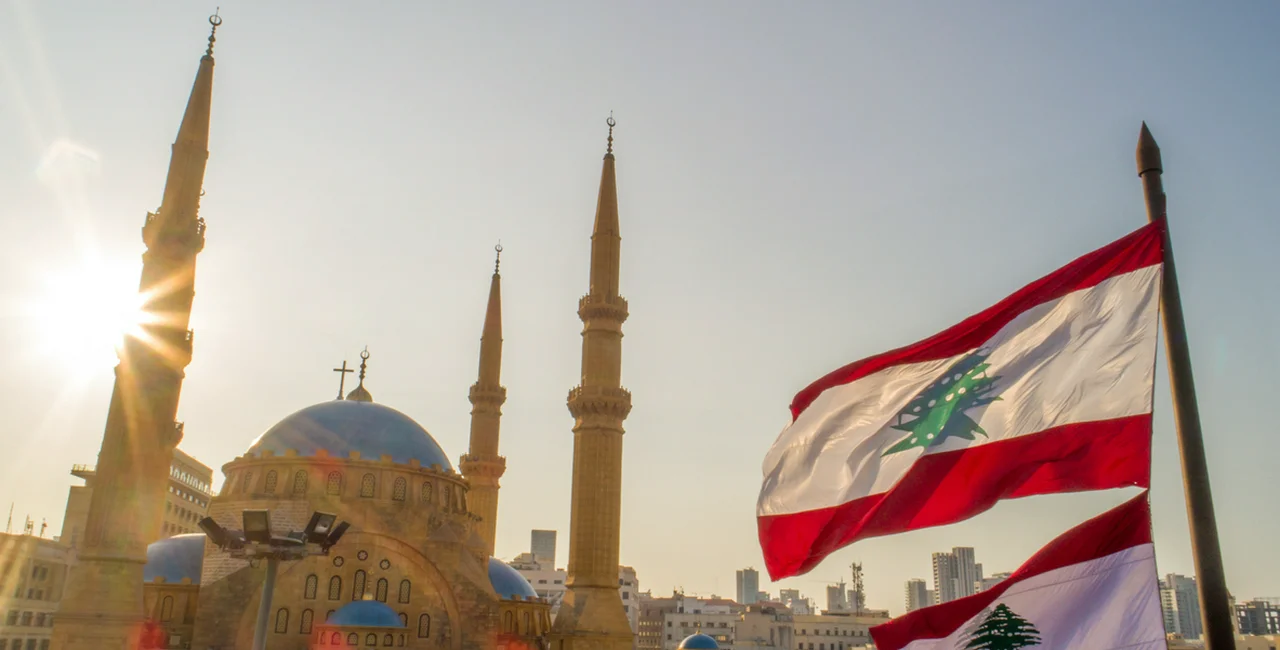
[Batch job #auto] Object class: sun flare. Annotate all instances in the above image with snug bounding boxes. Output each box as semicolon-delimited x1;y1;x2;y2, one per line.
24;259;150;373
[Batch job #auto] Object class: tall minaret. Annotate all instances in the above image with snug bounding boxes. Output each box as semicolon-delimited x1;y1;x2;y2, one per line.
460;245;507;557
52;14;218;650
553;118;634;650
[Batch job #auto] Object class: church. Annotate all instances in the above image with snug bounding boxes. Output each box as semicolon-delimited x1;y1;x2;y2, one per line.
50;15;635;650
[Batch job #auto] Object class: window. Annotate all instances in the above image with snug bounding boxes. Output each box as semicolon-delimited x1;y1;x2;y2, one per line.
304;574;319;600
274;608;289;634
347;633;358;646
160;596;174;621
392;477;406;501
398;634;406;647
420;482;432;503
293;470;309;495
327;610;335;622
21;612;32;626
299;609;313;634
328;576;342;601
384;634;394;646
399;613;408;627
264;470;278;494
6;610;17;625
326;471;343;496
360;474;376;498
503;611;515;632
366;634;377;646
523;612;532;634
243;471;254;493
623;592;629;600
352;570;367;601
398;580;411;604
33;614;44;627
442;485;452;510
418;614;431;638
24;642;33;650
331;632;342;645
376;578;389;603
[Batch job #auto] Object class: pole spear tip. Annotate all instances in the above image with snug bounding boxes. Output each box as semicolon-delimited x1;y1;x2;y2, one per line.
1136;121;1162;176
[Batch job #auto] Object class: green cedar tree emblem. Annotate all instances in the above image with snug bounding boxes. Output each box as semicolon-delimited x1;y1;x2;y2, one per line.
882;348;1001;457
960;603;1043;650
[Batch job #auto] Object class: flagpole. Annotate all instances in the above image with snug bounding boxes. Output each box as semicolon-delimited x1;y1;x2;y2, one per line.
1136;122;1235;649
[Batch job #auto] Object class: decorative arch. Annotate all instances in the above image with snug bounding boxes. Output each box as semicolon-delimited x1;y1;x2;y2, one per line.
420;482;432;503
418;613;431;638
160;596;174;622
293;470;309;495
392;477;407;501
503;610;514;632
328;575;342;600
523;611;531;635
304;574;318;600
376;578;389;602
366;633;377;646
347;633;358;646
299;609;313;634
274;607;289;634
264;470;278;494
243;471;254;493
326;471;343;495
352;570;367;600
360;473;376;498
398;579;411;604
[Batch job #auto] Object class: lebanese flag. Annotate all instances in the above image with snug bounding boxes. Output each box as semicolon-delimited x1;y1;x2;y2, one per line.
757;221;1164;579
871;493;1165;650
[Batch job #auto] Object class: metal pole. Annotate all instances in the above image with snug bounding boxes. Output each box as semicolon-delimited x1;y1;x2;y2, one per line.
1136;122;1235;649
252;555;280;650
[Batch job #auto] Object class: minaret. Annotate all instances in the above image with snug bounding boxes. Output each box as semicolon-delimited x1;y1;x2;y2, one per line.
52;14;218;650
460;245;507;557
553;118;634;650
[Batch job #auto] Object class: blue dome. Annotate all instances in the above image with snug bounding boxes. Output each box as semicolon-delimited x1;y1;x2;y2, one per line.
327;601;404;628
488;557;538;600
143;533;205;584
246;400;452;469
679;634;720;650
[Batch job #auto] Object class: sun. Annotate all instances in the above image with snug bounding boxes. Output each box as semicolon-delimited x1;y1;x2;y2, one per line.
23;258;150;373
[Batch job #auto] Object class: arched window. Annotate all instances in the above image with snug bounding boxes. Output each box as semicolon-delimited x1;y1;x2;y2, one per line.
398;635;406;647
304;574;318;600
347;633;358;646
160;596;174;622
352;570;367;601
243;471;254;493
392;477;406;501
360;473;376;498
442;485;452;511
331;631;342;645
299;609;314;634
398;613;408;627
375;578;389;603
328;576;342;600
366;634;377;646
398;579;411;604
274;608;289;634
417;614;430;638
503;610;515;632
319;632;327;646
327;609;335;622
264;470;278;494
293;470;309;495
523;611;531;634
420;482;432;503
326;471;343;495
384;634;394;646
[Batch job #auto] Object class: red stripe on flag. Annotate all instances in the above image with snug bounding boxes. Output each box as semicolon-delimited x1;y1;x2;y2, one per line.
757;414;1151;579
789;219;1165;421
869;492;1153;650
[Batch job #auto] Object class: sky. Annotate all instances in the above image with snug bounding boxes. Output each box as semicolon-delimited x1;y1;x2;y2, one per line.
1;2;1277;615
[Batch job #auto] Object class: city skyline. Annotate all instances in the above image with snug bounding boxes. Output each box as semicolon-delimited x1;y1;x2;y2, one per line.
2;3;1278;616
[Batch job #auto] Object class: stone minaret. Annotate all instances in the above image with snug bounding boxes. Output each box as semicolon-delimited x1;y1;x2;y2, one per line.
460;246;507;557
51;16;218;650
553;119;634;650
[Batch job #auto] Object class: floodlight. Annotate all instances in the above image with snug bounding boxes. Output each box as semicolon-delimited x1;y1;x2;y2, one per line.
198;517;228;548
303;511;338;544
324;521;350;549
242;509;272;544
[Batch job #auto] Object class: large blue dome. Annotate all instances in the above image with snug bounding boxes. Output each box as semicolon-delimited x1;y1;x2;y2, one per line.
488;557;538;600
143;533;205;584
246;400;452;469
327;601;404;628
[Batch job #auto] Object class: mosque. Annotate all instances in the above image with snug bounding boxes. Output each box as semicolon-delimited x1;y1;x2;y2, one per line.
50;15;634;650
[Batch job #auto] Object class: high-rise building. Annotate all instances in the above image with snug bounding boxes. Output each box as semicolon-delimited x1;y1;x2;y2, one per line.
931;553;958;604
905;579;930;612
1235;599;1280;635
532;529;558;567
553;119;633;650
826;580;848;612
737;568;761;605
952;547;980;599
932;547;983;604
0;532;74;648
1161;574;1203;640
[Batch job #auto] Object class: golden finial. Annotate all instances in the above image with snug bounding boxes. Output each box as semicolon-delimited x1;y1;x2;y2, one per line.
345;347;373;402
206;8;222;57
606;112;616;155
494;242;503;274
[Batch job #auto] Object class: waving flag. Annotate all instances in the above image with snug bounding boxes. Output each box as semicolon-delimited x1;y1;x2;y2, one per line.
870;493;1165;650
757;221;1164;579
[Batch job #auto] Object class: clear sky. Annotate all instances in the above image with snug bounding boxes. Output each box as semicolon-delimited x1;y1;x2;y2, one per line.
1;2;1277;614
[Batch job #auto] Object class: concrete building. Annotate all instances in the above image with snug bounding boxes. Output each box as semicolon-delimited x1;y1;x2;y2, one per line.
974;572;1011;594
931;548;983;604
638;592;682;650
1237;599;1280;636
0;532;73;650
737;569;760;606
825;581;847;613
532;530;557;567
792;611;889;650
904;579;930;613
777;590;812;616
1161;574;1203;640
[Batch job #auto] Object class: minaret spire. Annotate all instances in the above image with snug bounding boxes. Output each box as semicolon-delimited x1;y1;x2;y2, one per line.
461;244;508;557
553;118;634;649
53;15;218;650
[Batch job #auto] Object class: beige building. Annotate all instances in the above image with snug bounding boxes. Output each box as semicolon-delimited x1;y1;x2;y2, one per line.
0;532;73;650
791;611;889;650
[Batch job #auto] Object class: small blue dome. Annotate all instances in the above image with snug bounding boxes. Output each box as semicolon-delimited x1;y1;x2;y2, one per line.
143;533;205;585
679;634;720;650
246;400;452;469
488;557;538;600
327;601;404;628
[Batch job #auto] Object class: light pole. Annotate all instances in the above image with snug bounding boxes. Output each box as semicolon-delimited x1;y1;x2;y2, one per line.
199;510;349;650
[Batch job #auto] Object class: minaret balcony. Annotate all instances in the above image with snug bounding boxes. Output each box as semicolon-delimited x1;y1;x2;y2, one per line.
566;385;633;421
578;294;629;323
468;384;507;405
459;454;507;480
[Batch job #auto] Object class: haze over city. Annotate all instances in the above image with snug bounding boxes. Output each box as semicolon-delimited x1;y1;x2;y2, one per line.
2;2;1277;618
